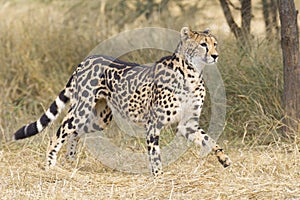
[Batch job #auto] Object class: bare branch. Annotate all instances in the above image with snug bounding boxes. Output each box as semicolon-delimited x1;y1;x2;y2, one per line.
227;0;241;10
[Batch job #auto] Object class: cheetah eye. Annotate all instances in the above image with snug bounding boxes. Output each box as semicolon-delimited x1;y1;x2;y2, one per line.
214;43;217;47
200;43;207;47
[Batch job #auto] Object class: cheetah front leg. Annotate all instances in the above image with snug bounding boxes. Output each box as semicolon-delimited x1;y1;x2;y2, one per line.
177;119;231;168
188;128;231;167
146;122;163;176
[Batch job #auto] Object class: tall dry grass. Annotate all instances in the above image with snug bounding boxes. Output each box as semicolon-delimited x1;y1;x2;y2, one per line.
0;0;291;143
0;0;299;199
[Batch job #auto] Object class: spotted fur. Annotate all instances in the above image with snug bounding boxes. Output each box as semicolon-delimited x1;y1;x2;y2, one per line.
13;27;231;176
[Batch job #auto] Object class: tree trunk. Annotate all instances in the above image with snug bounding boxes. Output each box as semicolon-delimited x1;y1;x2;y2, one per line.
262;0;279;39
278;0;300;135
262;0;271;36
241;0;251;36
270;0;279;37
219;0;252;46
219;0;242;40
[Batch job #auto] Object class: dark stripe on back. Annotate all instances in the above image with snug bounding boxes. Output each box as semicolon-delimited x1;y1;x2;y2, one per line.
89;55;141;69
155;55;173;64
66;75;73;88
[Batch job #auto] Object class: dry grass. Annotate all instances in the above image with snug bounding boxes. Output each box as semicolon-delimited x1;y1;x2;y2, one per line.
1;0;300;199
1;141;299;199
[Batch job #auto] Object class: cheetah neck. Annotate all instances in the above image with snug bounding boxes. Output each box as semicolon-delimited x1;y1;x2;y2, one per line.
174;42;206;74
172;53;205;77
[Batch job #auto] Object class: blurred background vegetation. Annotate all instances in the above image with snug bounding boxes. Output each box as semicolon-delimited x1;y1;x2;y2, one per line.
0;0;299;146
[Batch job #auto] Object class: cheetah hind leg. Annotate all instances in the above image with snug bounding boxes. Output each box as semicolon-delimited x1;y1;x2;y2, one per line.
191;128;232;168
47;115;76;168
64;99;113;164
65;132;80;162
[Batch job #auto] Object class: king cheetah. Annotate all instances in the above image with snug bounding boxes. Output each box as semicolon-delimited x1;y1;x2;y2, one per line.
13;27;231;176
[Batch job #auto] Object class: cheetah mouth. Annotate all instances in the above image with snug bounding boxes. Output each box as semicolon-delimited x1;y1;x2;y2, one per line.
204;59;216;65
201;57;217;65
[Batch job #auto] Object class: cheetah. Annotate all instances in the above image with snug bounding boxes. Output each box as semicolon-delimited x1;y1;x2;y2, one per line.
13;27;231;176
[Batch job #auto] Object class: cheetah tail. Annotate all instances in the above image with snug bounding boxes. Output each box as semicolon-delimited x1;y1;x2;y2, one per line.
13;77;73;140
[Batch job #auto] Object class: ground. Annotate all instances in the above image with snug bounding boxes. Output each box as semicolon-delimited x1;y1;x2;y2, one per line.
0;140;299;199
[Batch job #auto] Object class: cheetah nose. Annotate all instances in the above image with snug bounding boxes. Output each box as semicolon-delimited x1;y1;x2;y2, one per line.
211;54;218;61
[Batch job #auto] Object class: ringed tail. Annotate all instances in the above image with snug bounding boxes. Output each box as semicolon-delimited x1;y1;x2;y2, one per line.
13;77;73;140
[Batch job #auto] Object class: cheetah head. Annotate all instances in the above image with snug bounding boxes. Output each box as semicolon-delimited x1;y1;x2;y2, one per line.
176;27;218;69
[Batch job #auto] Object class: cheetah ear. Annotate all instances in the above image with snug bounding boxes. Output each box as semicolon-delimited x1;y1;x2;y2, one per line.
203;28;210;34
180;27;192;40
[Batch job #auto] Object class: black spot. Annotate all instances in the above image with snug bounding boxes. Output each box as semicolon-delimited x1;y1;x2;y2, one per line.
67;117;74;129
157;121;164;129
79;110;85;116
108;114;113;122
94;65;99;72
152;149;157;155
78;123;84;129
84;126;89;133
92;123;102;131
56;127;61;138
103;111;112;123
204;135;209;141
90;79;98;86
82;71;92;86
113;72;120;80
100;80;105;85
84;60;90;66
82;90;89;97
153;137;159;146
